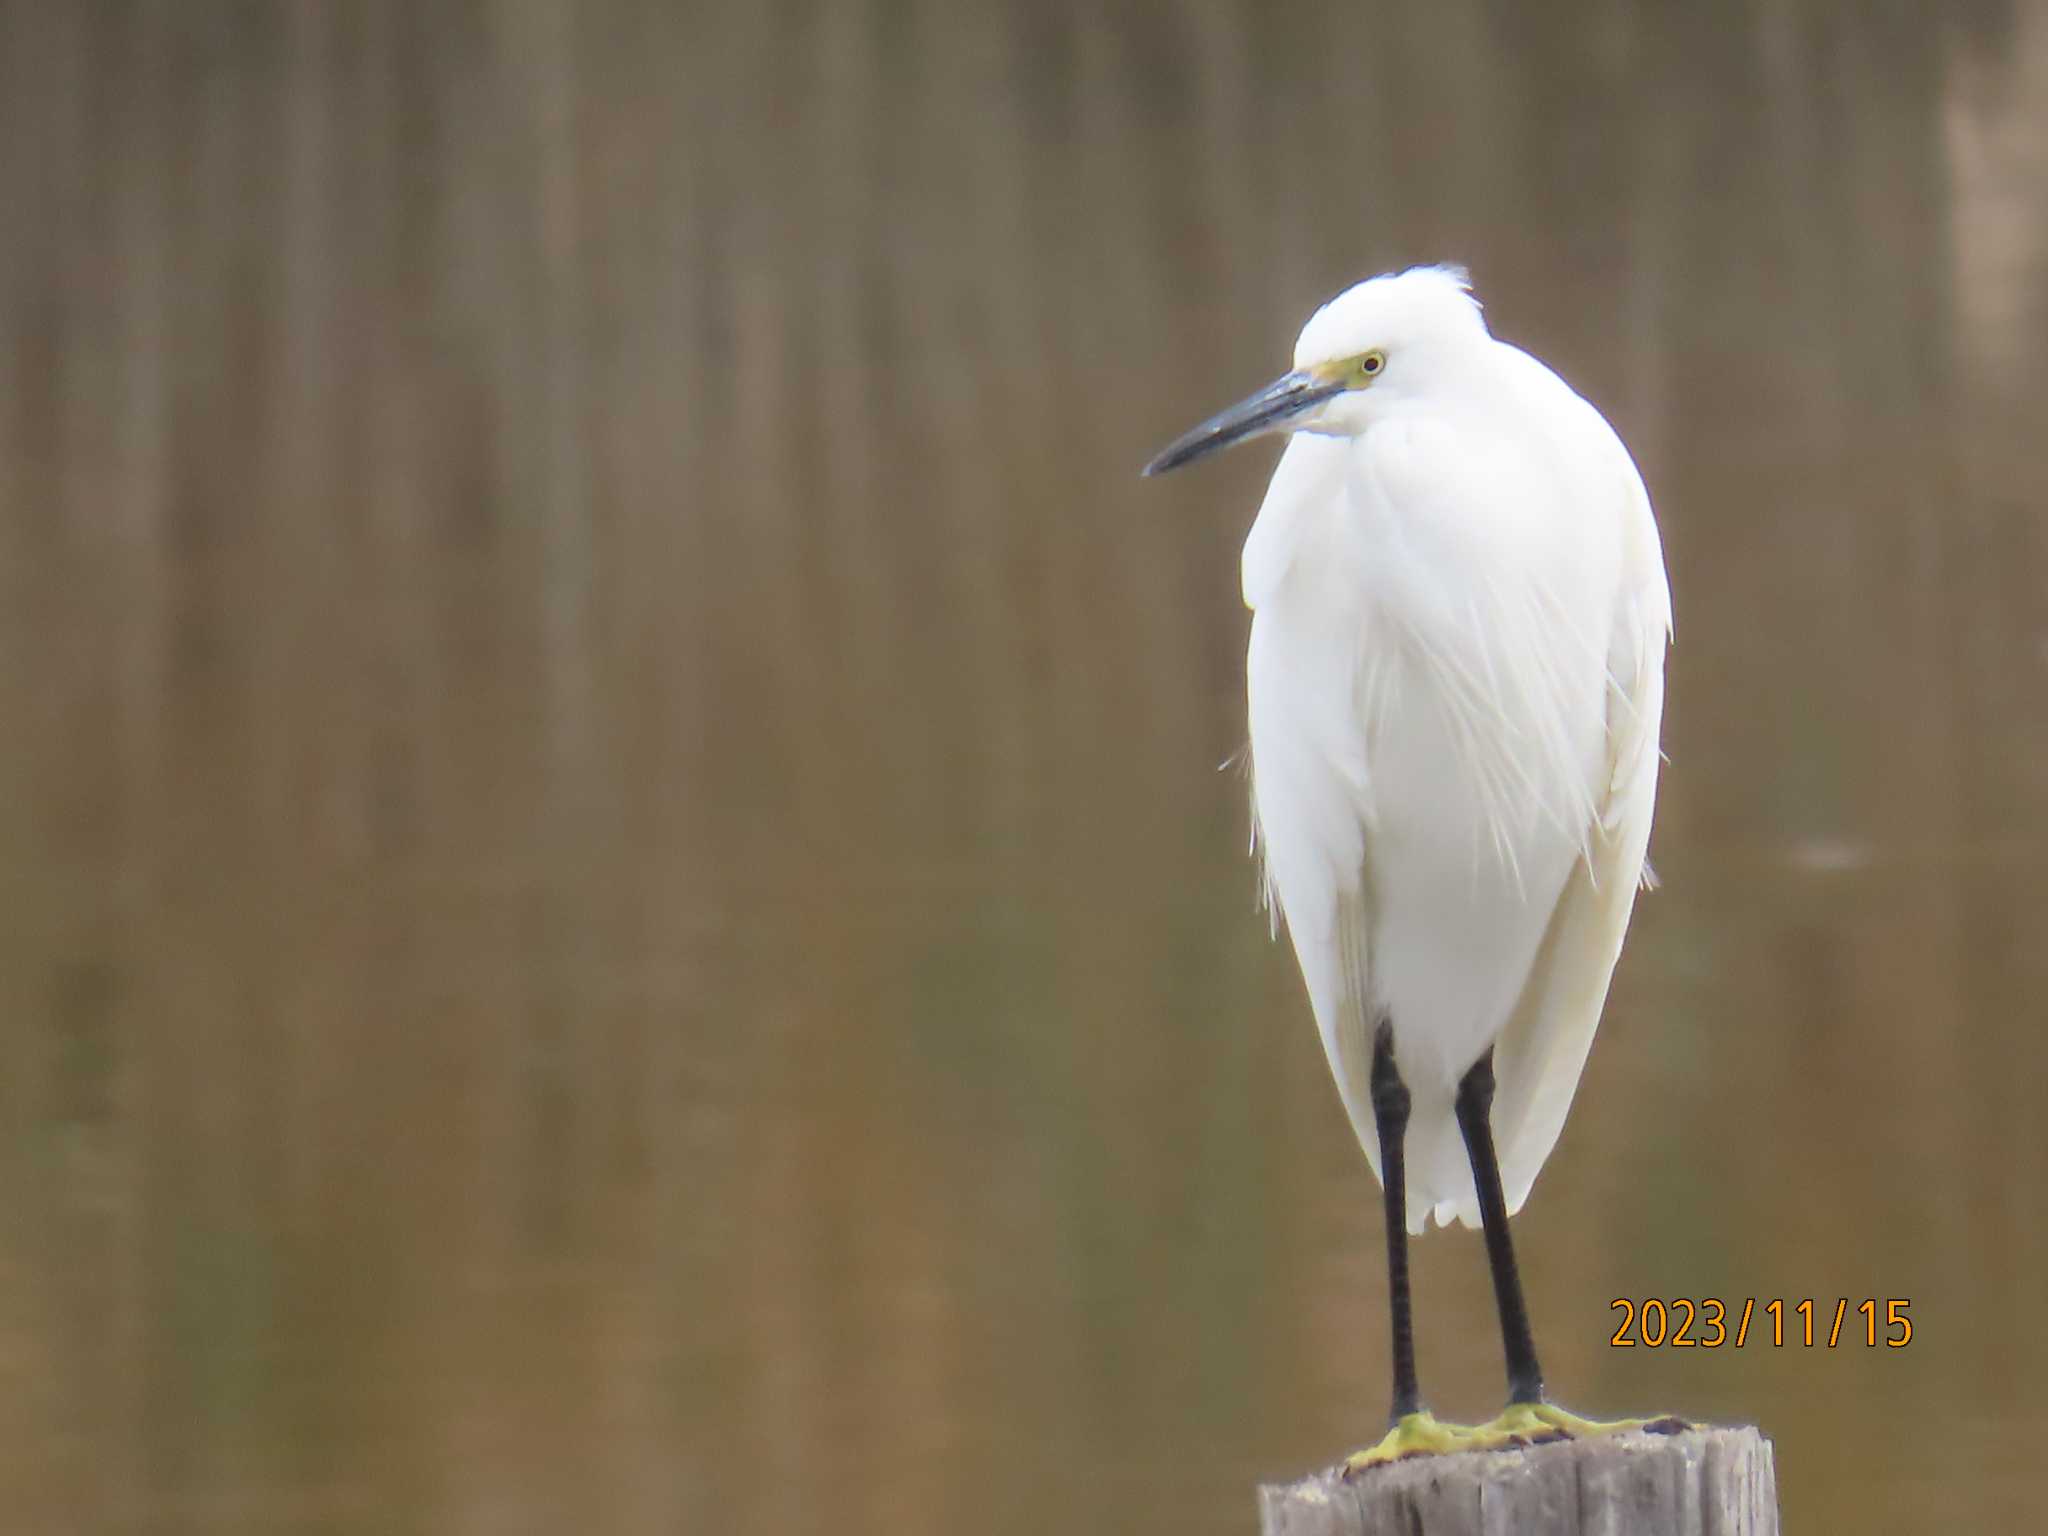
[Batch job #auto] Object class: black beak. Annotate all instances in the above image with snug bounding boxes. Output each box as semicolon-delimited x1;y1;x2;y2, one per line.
1141;370;1343;477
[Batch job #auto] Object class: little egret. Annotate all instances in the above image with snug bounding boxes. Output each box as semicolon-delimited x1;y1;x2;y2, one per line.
1144;267;1673;1465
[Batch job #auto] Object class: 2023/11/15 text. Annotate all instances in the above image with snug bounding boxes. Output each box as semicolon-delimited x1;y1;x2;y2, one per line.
1610;1297;1913;1348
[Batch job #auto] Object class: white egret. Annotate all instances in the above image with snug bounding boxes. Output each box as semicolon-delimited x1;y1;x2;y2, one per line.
1144;267;1674;1465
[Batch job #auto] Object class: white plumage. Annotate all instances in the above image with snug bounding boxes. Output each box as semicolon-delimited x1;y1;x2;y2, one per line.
1235;267;1670;1231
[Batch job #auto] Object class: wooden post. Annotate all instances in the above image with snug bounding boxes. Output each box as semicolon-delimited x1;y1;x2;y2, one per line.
1259;1425;1778;1536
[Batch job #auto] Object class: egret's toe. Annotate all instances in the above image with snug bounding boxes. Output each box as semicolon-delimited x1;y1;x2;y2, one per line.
1469;1401;1692;1450
1341;1412;1479;1476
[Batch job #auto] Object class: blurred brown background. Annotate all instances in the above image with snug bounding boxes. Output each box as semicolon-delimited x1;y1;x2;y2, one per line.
2;2;2045;1532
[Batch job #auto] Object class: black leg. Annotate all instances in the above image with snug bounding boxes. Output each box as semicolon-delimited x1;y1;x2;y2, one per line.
1455;1049;1545;1407
1369;1019;1421;1422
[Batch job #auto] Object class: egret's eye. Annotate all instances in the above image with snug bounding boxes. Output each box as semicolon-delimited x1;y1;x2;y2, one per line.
1354;350;1386;382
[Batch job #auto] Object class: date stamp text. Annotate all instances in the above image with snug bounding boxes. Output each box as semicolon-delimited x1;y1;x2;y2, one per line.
1609;1297;1912;1348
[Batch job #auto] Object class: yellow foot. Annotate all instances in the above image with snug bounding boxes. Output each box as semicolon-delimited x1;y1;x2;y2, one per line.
1466;1401;1692;1451
1343;1405;1690;1476
1342;1411;1483;1475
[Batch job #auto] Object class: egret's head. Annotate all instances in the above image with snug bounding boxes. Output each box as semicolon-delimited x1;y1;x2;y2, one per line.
1142;265;1488;476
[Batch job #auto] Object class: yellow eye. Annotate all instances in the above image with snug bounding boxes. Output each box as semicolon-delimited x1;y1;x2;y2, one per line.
1355;349;1386;383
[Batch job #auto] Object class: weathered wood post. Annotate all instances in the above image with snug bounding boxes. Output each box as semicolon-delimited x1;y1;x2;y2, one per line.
1259;1425;1778;1536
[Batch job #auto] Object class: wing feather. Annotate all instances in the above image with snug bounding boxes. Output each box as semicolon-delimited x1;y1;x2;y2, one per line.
1431;479;1671;1226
